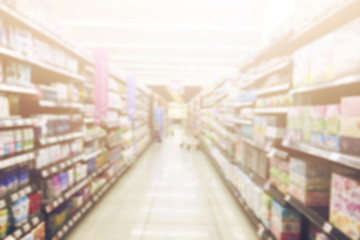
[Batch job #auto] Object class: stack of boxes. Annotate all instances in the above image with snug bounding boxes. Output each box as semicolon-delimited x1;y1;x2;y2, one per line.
329;173;360;240
286;104;342;153
289;157;330;206
269;149;289;194
271;200;301;240
259;192;272;228
339;96;360;156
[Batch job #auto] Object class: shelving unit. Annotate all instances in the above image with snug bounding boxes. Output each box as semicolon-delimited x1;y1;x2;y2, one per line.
0;2;154;239
191;1;360;240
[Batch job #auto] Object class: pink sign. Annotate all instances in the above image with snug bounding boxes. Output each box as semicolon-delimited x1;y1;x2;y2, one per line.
94;49;109;125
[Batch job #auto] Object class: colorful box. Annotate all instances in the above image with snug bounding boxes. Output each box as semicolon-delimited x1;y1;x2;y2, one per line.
330;173;360;240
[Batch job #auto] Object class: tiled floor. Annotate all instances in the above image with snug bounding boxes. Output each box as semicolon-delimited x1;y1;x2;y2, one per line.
68;129;258;240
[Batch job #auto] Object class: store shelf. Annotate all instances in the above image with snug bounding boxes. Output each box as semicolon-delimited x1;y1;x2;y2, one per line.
9;185;35;203
40;154;85;178
254;107;289;114
250;0;360;65
231;118;253;125
256;83;291;97
0;82;38;95
285;195;350;240
0;151;35;170
282;140;360;170
290;75;360;95
84;133;106;143
202;144;275;240
52;164;130;240
241;137;270;152
0;47;85;82
83;149;105;161
4;215;43;240
39;100;84;109
253;61;291;84
234;101;254;109
0;3;91;63
38;132;84;146
0;117;36;128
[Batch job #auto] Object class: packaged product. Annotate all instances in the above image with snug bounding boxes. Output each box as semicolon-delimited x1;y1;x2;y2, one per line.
330;173;360;240
33;222;45;240
324;104;340;136
11;196;29;227
0;208;8;237
0;94;9;118
271;200;301;240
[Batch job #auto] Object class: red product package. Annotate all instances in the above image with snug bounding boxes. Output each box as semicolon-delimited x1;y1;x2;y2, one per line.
28;192;42;215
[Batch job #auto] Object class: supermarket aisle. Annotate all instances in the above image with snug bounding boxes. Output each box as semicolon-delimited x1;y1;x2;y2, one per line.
68;130;257;240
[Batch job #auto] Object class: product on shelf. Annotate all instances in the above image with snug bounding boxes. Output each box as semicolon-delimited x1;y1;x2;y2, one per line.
339;96;360;156
260;191;272;228
255;94;294;108
329;173;360;240
289;157;330;206
0;94;9;118
5;62;31;86
271;200;301;240
0;128;34;157
0;208;8;238
269;149;289;194
293;17;360;88
11;196;29;227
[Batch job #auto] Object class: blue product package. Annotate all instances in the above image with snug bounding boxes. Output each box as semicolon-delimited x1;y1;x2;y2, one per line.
59;172;68;192
271;200;301;221
324;135;339;152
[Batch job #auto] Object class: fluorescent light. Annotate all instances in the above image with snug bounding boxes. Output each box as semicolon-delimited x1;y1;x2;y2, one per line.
84;43;253;50
59;21;263;32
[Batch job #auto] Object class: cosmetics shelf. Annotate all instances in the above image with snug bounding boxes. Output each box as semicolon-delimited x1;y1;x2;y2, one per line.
254;107;289;115
0;3;91;63
0;47;86;83
51;164;130;240
39;153;85;178
4;214;43;240
38;132;84;146
43;161;109;215
9;185;35;203
256;83;291;97
0;82;38;95
0;151;35;170
282;140;360;170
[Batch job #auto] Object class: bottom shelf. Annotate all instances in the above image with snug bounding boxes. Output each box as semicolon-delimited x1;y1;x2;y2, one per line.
52;143;152;240
201;143;275;240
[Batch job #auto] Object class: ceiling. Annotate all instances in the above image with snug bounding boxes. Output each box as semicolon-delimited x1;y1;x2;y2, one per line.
47;0;272;87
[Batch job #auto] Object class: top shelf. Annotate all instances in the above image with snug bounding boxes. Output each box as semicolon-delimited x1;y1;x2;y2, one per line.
0;3;92;64
245;0;360;70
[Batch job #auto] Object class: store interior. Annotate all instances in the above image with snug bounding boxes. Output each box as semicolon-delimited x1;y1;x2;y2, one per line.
0;0;360;240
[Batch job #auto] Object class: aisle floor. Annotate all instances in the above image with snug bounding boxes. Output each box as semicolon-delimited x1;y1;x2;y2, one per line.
68;130;258;240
